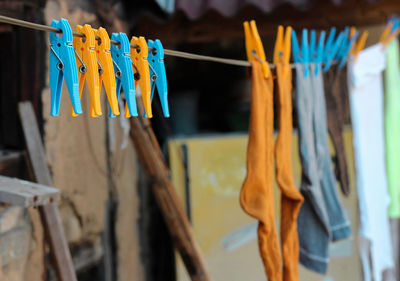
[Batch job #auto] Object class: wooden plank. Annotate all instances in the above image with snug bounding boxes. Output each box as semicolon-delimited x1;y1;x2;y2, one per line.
18;101;77;281
129;101;213;281
18;102;52;185
0;175;59;207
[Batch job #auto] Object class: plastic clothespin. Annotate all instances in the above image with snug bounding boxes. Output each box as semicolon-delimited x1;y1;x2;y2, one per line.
130;36;152;118
273;25;292;78
309;30;317;63
49;18;82;116
291;29;309;77
323;27;344;72
94;27;120;117
71;24;102;117
315;31;326;75
350;30;369;59
147;39;169;118
110;33;137;118
244;20;271;78
380;16;400;48
336;28;349;64
337;27;358;68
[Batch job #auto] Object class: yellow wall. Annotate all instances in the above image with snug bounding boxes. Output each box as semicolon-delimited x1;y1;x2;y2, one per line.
169;129;360;281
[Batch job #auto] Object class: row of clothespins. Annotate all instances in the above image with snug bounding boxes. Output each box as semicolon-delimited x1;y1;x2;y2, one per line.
50;16;400;119
244;16;400;78
50;19;169;118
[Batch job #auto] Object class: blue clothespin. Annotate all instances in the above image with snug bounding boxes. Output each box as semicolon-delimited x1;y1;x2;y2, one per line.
49;19;82;116
315;31;326;75
323;28;345;72
338;28;358;68
291;30;301;63
388;15;400;33
309;30;317;63
147;39;169;118
291;29;309;77
110;33;137;118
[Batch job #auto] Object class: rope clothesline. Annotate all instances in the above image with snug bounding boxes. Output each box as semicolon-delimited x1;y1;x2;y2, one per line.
0;15;296;68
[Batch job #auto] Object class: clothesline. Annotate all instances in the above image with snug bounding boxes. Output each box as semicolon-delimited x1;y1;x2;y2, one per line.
0;15;299;68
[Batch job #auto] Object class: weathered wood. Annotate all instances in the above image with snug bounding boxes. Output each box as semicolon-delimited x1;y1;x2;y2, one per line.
0;175;59;207
18;101;77;281
129;101;212;281
0;151;24;177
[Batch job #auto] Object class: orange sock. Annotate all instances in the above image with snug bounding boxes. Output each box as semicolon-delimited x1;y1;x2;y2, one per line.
240;62;282;281
275;63;304;281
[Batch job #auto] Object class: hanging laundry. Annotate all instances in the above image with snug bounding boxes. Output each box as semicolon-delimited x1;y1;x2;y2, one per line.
273;26;304;281
347;42;394;281
322;28;356;196
324;66;350;196
240;60;281;281
240;20;281;281
293;29;351;274
385;38;400;219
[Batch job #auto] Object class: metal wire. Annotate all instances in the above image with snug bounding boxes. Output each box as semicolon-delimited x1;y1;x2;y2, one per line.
0;14;295;68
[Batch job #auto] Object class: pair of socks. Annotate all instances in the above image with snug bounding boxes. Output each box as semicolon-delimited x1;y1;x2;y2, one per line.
240;61;303;281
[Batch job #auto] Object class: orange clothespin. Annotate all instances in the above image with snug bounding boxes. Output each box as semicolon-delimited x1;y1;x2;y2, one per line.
379;18;400;49
94;27;120;117
129;36;152;118
72;24;102;117
273;25;292;77
244;20;271;78
349;30;369;59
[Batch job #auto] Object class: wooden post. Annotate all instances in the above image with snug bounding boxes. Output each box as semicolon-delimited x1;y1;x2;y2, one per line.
129;106;213;281
18;101;77;281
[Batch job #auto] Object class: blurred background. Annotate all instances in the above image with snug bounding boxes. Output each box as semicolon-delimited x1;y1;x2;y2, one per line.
0;0;399;281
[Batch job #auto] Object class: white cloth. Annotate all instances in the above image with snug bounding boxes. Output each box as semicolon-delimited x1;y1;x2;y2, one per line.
348;43;394;281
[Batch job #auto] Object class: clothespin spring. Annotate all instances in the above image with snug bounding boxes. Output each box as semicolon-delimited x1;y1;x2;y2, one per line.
251;50;264;64
97;60;103;75
74;49;87;74
50;47;64;70
113;59;122;79
148;64;158;82
132;62;141;80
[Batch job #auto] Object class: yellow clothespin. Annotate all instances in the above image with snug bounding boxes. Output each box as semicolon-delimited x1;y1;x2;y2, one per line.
244;20;271;78
350;30;368;59
94;27;120;117
379;18;400;49
129;36;152;118
72;24;102;117
273;25;292;77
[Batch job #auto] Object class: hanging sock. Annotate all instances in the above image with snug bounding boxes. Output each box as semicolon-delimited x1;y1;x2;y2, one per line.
323;66;351;196
322;28;357;196
274;25;304;281
240;21;282;281
385;38;400;219
295;61;352;274
240;61;282;281
348;42;394;281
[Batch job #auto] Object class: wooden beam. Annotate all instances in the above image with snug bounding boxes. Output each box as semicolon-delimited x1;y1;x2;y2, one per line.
135;0;400;44
0;175;59;207
18;101;77;281
129;101;212;281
